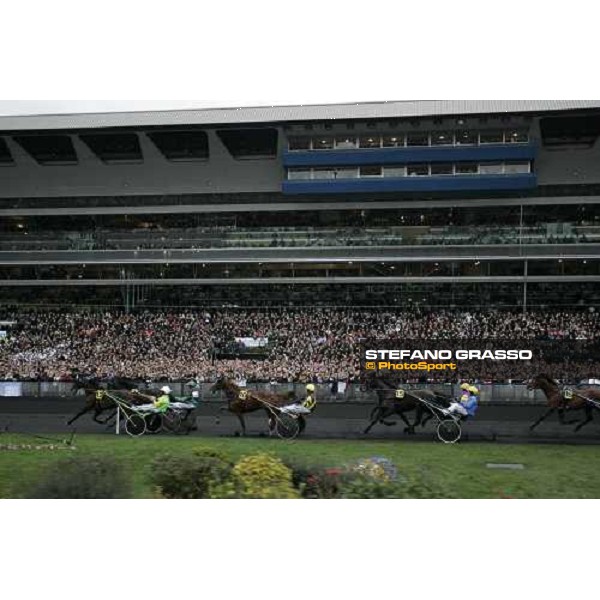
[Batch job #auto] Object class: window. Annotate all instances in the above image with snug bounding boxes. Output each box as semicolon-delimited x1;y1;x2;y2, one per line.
359;136;381;148
479;163;504;175
335;167;359;179
15;135;78;165
360;166;382;177
504;162;530;174
80;133;143;163
431;131;454;146
217;128;278;158
430;163;453;175
382;135;404;147
288;137;311;151
147;130;209;160
335;137;357;149
407;164;429;176
479;130;504;144
287;169;312;180
383;166;406;177
540;115;600;147
313;137;334;150
406;133;429;146
455;130;477;145
0;138;14;165
505;129;529;143
312;168;335;179
455;163;479;175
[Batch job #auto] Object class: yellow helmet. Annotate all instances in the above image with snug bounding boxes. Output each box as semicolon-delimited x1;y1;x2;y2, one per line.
460;383;470;390
306;383;315;392
468;385;479;395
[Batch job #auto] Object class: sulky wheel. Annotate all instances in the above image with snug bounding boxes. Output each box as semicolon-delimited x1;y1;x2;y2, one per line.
145;413;162;434
125;414;147;437
162;410;186;435
275;413;300;440
436;419;461;444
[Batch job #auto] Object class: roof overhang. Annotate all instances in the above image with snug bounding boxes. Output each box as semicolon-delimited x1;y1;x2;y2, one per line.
1;100;599;132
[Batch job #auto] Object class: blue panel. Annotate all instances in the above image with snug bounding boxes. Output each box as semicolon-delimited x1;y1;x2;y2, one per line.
282;174;537;195
283;143;537;167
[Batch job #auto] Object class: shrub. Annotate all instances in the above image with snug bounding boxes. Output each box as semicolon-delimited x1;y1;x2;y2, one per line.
192;446;232;462
347;457;398;482
338;470;453;499
280;460;318;497
26;455;131;499
295;466;349;499
223;453;299;499
149;452;233;499
285;457;451;499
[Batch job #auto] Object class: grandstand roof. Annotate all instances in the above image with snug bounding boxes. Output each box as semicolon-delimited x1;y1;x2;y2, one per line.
1;100;599;131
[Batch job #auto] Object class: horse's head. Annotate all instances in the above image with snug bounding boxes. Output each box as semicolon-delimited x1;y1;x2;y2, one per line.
210;377;232;395
527;373;556;391
111;377;139;391
359;373;376;392
71;373;97;395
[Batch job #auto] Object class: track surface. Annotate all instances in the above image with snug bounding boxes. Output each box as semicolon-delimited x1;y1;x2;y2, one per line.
1;397;600;444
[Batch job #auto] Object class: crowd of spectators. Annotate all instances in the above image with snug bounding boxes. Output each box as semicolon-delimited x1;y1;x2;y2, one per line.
1;308;599;384
3;222;597;252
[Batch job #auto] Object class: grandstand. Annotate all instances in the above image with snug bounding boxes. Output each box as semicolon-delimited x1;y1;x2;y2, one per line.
2;100;600;382
1;100;600;311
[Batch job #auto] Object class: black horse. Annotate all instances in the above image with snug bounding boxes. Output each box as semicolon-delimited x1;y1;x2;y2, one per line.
66;374;141;426
363;376;453;435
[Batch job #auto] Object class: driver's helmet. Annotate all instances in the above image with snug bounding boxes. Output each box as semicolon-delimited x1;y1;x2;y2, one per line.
460;383;470;391
160;385;172;394
306;383;316;393
468;385;479;395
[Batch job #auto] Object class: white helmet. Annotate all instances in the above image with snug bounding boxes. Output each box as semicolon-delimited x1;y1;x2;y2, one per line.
160;385;172;394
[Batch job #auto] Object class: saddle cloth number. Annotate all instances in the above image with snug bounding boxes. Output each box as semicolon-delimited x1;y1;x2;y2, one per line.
95;390;105;400
564;389;574;400
238;390;248;401
395;389;405;399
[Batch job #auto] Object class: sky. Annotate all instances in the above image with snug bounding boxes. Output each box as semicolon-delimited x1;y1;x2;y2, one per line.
0;100;277;117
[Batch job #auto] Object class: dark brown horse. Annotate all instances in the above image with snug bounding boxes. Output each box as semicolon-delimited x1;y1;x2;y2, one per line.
363;376;452;435
210;378;299;436
527;373;600;432
66;375;143;426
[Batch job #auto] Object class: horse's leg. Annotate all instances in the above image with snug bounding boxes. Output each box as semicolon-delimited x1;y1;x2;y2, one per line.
558;407;578;425
298;415;306;435
101;409;119;427
264;409;276;436
364;406;383;434
236;413;246;436
420;411;434;428
67;404;92;426
574;406;593;432
364;406;394;433
92;406;109;425
363;409;380;434
413;406;433;430
397;408;415;434
529;407;555;431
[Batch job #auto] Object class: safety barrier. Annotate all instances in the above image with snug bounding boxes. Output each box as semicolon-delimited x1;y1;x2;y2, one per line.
0;380;546;404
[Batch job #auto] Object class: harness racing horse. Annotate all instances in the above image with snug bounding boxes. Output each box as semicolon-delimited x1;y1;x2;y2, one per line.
210;378;299;436
527;373;600;432
66;375;142;426
362;376;453;435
